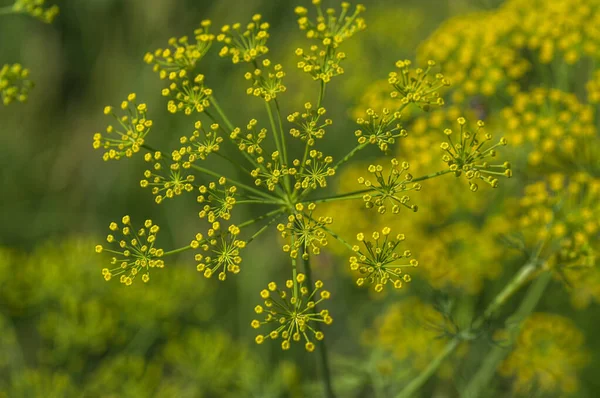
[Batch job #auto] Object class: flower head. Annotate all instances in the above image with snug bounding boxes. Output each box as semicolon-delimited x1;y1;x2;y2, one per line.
217;14;270;64
295;45;346;83
92;94;152;161
288;103;332;146
162;73;212;114
245;59;286;101
95;216;165;285
197;177;237;222
355;108;407;153
278;203;331;260
230;119;267;157
358;158;420;214
440;118;511;191
192;224;246;281
499;313;589;395
388;60;449;111
293;150;335;190
252;274;333;352
13;0;59;23
140;151;195;204
295;1;366;45
179;121;223;162
0;64;34;106
144;24;214;79
350;228;417;291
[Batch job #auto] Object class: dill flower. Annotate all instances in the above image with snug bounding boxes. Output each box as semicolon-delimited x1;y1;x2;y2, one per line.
388;60;449;111
440;118;511;192
197;177;237;222
501;88;595;167
245;59;286;102
192;224;246;281
354;108;407;153
144;22;214;79
287;102;332;146
140;151;194;204
251;150;290;191
293;149;335;190
278;203;331;260
350;227;417;292
499;313;589;395
0;63;34;105
13;0;59;23
230;119;267;157
586;69;600;103
252;274;333;352
95;216;165;285
217;14;270;64
179;121;223;162
162;73;212;115
92;93;152;161
295;1;366;45
358;158;420;214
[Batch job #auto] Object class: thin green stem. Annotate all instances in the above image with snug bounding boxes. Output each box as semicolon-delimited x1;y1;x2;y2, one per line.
462;271;552;398
395;261;539;398
308;189;373;204
274;99;289;169
238;207;286;229
411;169;453;183
162;245;192;257
246;215;281;245
265;101;291;195
333;143;367;172
320;224;355;252
303;253;336;398
317;80;326;109
209;95;235;131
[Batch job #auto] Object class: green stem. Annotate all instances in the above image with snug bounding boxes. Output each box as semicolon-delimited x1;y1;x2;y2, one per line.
274;99;288;169
317;80;326;109
162;245;192;257
265;101;291;195
238;207;286;229
320;224;355;252
333;143;367;172
462;271;552;398
411;169;453;183
246;215;281;245
395;261;539;398
303;253;336;398
308;189;373;204
209;95;235;131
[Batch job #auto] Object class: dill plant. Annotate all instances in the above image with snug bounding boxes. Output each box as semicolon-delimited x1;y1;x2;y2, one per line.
0;0;59;105
90;1;512;396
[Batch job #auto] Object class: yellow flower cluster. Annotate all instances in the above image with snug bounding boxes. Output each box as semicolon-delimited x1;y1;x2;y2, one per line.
143;23;214;79
162;73;212;115
294;1;366;82
388;60;449;111
278;203;331;260
440;117;511;192
197;177;237;222
499;313;589;395
252;274;333;352
13;0;59;23
92;94;152;161
354;108;407;153
350;228;417;292
244;59;286;102
358;158;420;214
418;8;527;104
217;14;270;64
287;103;332;145
586;69;600;103
95;216;165;285
140;151;195;204
191;224;246;281
179;121;223;161
0;63;33;105
501;88;595;167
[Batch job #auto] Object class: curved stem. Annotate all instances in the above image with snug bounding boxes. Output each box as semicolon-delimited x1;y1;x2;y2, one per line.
395;261;539;398
303;253;336;398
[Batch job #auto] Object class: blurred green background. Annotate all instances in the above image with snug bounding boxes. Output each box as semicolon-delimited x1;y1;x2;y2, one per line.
2;0;600;397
